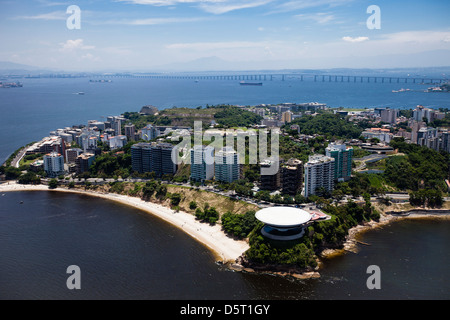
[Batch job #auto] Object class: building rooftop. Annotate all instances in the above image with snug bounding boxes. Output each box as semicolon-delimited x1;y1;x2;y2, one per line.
255;207;311;228
77;153;95;160
306;154;334;165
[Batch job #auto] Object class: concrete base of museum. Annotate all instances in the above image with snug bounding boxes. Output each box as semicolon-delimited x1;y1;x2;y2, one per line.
260;225;306;241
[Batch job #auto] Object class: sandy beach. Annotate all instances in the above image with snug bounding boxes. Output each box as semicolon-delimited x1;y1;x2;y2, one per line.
0;182;250;263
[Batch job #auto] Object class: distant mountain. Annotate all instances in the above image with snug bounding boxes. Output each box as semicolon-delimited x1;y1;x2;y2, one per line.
0;61;43;72
148;50;450;74
2;48;449;76
154;56;237;72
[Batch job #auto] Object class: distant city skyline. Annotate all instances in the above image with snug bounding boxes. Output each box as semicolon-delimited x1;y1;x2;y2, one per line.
1;0;449;71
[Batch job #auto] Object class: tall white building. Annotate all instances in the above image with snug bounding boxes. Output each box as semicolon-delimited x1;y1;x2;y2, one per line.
304;154;335;198
214;146;240;183
412;105;444;123
108;135;128;150
141;124;158;141
190;145;214;182
44;152;65;177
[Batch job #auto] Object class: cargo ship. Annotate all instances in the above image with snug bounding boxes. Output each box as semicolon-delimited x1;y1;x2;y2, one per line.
89;79;112;83
240;81;263;86
0;81;23;88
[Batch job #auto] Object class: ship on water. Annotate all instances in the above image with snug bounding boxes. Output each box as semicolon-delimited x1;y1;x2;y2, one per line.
240;81;263;86
0;81;23;88
89;79;112;83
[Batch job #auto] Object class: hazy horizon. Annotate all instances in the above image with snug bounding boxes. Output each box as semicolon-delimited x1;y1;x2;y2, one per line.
1;0;449;72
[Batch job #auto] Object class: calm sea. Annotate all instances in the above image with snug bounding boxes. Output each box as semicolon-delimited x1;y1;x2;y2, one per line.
0;191;449;300
0;73;449;300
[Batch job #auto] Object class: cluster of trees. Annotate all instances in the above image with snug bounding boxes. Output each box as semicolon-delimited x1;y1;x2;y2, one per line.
213;106;263;127
122;112;157;130
17;171;41;185
194;203;219;224
278;136;312;163
334;173;387;198
221;210;258;239
387;137;449;192
291;113;363;139
245;230;318;269
141;180;168;200
409;189;443;208
48;178;58;189
89;149;132;179
1;166;22;180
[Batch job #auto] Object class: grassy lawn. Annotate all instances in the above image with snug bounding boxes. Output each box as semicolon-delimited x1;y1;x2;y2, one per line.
166;185;259;216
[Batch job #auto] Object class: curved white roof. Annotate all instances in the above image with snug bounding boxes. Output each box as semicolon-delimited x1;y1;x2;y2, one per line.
255;207;311;228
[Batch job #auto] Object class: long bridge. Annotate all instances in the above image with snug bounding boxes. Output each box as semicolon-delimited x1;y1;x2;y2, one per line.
92;73;448;84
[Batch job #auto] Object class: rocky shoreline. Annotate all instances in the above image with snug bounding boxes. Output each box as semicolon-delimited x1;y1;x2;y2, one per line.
228;206;450;280
227;258;321;280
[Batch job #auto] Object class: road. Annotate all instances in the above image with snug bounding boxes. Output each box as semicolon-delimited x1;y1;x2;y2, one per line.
10;147;27;168
40;177;450;206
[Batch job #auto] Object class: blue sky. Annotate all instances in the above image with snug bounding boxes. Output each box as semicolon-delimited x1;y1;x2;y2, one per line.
0;0;449;71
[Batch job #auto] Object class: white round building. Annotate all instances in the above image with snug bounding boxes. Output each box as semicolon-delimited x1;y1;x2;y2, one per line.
255;207;312;240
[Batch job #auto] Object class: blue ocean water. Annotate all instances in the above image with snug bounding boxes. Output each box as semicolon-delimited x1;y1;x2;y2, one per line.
0;75;449;163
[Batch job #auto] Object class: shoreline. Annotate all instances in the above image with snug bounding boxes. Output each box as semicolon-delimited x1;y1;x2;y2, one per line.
0;182;250;264
320;206;450;259
2;182;449;280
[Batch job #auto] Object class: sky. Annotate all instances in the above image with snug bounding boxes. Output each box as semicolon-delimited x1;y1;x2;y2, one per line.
0;0;449;72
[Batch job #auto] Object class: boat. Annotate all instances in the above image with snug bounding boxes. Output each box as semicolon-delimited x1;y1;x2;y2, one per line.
89;79;112;83
240;81;263;86
0;81;23;88
392;88;410;93
77;92;85;95
428;86;443;92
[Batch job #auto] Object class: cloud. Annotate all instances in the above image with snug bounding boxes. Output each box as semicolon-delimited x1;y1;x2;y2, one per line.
116;0;274;14
59;39;95;52
121;17;209;25
14;10;67;20
37;0;71;6
295;12;336;24
270;0;355;14
81;53;101;61
378;30;450;45
198;0;274;14
115;0;222;6
342;36;369;43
